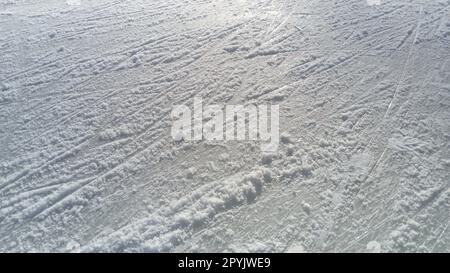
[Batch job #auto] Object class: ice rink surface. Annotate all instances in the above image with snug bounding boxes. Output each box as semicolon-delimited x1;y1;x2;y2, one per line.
0;0;449;252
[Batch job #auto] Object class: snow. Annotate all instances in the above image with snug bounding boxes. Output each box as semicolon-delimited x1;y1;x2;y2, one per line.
0;0;449;253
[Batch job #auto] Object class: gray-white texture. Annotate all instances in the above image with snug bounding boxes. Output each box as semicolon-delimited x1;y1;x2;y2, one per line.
0;0;449;252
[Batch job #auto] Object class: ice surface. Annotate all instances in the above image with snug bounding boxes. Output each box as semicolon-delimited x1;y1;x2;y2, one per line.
0;0;449;252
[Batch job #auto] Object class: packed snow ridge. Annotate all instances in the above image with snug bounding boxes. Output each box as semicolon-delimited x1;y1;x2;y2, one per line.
0;0;449;252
